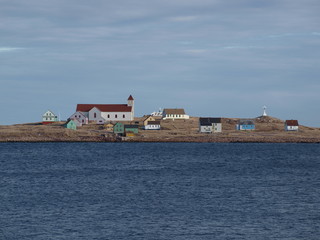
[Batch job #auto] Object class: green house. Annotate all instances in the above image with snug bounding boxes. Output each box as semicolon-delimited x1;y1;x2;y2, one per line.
64;120;77;130
124;125;139;134
113;122;124;134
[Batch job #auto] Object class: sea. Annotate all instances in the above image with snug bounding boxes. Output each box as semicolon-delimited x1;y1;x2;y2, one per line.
0;142;319;240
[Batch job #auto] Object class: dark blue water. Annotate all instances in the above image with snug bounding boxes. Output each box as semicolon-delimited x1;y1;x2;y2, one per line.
0;143;319;239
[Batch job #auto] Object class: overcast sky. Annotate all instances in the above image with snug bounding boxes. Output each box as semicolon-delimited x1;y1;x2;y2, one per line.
1;0;320;126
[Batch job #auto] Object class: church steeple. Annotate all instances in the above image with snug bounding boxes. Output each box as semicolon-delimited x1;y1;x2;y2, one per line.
127;95;134;120
128;95;134;101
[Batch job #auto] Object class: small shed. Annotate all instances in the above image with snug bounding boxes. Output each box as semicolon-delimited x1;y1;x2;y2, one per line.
236;119;255;130
285;120;299;131
113;122;124;134
64;120;77;130
145;121;161;130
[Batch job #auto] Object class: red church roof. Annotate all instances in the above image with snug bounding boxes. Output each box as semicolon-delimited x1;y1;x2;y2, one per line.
76;104;132;112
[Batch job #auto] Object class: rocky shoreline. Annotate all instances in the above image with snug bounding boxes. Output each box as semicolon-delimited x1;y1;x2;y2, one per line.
2;135;320;143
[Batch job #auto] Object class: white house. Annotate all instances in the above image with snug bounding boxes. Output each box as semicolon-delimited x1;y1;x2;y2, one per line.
75;95;134;124
285;120;299;131
69;111;89;125
199;118;222;133
42;110;58;124
145;121;161;130
162;108;189;120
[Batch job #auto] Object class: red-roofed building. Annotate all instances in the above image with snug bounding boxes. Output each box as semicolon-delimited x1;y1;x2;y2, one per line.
70;95;135;124
285;120;299;131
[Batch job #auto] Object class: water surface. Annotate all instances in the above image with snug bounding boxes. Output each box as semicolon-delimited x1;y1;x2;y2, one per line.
1;143;319;239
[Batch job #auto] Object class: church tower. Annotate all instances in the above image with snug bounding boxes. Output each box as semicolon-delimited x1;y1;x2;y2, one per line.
127;95;134;120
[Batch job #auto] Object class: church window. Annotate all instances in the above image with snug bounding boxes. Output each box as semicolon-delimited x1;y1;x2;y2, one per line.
115;114;118;118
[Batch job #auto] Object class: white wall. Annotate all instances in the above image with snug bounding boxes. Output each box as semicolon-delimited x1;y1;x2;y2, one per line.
163;114;190;120
213;123;222;133
285;125;299;131
200;125;212;133
101;111;133;121
145;124;161;130
89;108;105;123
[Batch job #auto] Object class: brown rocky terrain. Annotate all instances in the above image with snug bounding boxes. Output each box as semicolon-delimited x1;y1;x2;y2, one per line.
0;116;320;143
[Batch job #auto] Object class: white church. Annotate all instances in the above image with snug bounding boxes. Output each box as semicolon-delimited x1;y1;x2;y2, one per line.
70;95;135;124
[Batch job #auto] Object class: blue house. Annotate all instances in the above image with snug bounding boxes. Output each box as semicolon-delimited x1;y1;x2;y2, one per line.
236;119;255;130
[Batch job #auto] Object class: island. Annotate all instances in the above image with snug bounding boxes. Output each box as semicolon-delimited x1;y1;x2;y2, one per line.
1;116;320;143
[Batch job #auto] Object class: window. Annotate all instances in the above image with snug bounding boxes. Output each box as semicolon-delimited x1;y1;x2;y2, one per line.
108;114;110;118
115;114;118;118
94;113;97;118
123;114;125;118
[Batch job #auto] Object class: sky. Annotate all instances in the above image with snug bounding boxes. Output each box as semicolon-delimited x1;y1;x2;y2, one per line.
1;0;320;126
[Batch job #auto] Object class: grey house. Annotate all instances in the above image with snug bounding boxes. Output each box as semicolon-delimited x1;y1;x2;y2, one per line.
199;118;222;133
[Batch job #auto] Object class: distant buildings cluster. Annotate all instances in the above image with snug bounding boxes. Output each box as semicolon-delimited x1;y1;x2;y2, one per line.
42;95;300;133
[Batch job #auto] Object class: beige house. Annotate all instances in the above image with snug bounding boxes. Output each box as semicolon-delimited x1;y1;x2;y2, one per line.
143;116;156;126
162;108;189;120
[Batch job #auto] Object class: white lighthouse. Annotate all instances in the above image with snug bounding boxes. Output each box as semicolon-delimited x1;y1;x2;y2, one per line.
262;106;267;116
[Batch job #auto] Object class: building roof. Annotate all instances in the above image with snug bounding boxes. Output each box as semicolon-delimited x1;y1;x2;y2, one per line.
72;111;87;118
147;121;161;125
143;115;154;121
128;95;134;100
43;110;57;116
199;118;221;125
239;119;255;125
163;108;186;115
65;119;76;125
285;120;299;126
76;104;132;112
124;125;139;128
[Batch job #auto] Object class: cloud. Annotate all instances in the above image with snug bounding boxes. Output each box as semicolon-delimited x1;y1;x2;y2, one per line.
0;47;24;52
220;45;261;50
168;16;198;22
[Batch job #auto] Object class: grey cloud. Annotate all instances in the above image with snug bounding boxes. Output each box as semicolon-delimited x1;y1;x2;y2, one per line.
1;0;320;126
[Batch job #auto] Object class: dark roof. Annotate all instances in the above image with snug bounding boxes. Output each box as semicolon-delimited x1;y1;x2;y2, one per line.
147;121;161;125
76;104;132;112
285;120;299;126
199;118;221;125
124;125;139;128
128;95;134;100
163;108;186;115
239;119;255;125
